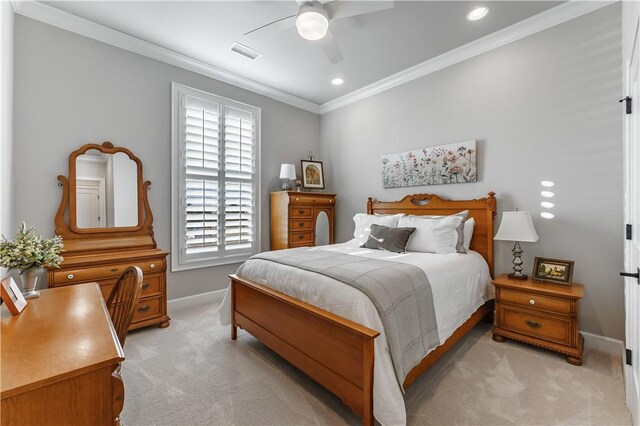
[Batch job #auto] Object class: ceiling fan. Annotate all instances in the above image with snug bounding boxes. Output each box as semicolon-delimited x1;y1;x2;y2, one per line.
244;0;394;65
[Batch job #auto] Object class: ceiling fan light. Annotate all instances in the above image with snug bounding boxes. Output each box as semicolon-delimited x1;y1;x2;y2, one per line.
296;10;329;41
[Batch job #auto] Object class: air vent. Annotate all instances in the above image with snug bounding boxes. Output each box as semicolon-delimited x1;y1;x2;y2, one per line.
230;42;261;60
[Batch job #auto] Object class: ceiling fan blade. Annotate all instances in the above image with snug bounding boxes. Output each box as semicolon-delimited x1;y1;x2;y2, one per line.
244;15;296;37
318;29;343;64
325;0;394;19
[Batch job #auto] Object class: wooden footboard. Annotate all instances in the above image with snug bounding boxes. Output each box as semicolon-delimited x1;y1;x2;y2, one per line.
230;274;380;426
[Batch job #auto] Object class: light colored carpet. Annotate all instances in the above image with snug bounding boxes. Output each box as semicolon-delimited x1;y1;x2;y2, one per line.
121;302;630;425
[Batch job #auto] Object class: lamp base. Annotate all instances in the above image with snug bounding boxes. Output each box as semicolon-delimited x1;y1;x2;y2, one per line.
508;273;528;280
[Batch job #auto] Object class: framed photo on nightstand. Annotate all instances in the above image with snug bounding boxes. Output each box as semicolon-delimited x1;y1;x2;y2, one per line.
532;257;574;285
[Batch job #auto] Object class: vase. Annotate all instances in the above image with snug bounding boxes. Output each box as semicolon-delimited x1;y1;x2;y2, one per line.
20;267;43;299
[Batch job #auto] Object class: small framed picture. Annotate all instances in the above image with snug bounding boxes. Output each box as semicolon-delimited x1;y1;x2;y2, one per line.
301;160;325;189
532;257;575;285
1;277;28;315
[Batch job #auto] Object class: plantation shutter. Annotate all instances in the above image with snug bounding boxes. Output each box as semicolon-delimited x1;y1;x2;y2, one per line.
223;106;256;251
175;85;259;270
184;96;220;255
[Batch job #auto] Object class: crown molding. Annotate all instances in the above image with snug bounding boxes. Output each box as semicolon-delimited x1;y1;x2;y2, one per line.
319;0;616;114
12;1;615;116
11;0;321;114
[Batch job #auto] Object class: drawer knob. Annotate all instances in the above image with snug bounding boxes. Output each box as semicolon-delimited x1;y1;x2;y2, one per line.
525;320;542;329
67;274;74;280
138;305;150;313
296;198;299;201
142;283;150;290
150;264;156;269
110;268;119;273
529;299;535;305
298;209;304;214
299;234;304;239
299;222;305;227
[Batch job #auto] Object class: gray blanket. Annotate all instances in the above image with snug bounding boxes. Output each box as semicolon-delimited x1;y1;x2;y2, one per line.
246;248;439;385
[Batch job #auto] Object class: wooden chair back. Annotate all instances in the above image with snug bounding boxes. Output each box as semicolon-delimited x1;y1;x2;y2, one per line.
107;266;143;347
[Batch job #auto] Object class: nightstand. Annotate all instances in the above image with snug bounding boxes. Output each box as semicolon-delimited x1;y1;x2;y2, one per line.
491;274;585;366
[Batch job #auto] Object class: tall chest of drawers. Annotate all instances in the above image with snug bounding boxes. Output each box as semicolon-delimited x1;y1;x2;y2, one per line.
47;249;170;330
270;191;336;250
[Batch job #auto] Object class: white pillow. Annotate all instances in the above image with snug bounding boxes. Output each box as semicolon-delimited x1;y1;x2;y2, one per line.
398;215;463;254
463;217;475;251
353;213;404;245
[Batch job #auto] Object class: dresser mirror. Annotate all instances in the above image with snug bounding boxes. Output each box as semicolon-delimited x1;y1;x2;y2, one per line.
55;141;157;255
75;150;139;228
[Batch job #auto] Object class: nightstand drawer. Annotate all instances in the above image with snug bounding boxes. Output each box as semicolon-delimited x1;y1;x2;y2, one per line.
290;219;313;231
500;288;571;316
290;207;313;218
290;231;313;244
500;306;570;345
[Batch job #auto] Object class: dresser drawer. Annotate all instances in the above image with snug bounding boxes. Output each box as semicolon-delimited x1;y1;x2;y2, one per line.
500;306;570;346
140;274;163;297
500;288;571;316
133;296;162;322
53;259;164;284
290;218;313;231
290;231;313;245
290;206;313;218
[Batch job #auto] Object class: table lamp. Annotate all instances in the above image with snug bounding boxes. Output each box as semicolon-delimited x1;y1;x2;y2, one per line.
279;164;296;191
494;210;539;280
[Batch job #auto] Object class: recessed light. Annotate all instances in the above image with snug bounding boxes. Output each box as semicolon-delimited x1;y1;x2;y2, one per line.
540;180;554;187
467;6;489;21
541;212;555;219
331;78;344;86
540;201;554;209
541;191;554;198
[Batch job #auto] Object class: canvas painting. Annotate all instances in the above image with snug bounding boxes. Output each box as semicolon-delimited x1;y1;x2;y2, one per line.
382;140;477;188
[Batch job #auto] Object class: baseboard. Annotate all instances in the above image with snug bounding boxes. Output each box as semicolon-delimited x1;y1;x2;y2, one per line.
167;288;226;312
582;331;624;358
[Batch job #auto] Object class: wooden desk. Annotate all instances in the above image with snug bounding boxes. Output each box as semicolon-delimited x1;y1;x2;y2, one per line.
1;283;125;425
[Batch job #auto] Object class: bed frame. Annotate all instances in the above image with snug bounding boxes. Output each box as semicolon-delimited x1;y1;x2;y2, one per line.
230;192;497;425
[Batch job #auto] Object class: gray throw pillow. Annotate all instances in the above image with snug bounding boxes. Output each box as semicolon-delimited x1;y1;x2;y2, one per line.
361;224;416;253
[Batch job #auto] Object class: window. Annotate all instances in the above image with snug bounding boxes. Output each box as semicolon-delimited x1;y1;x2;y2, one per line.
171;83;260;271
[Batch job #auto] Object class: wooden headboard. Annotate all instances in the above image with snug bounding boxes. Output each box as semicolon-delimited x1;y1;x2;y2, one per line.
367;192;497;277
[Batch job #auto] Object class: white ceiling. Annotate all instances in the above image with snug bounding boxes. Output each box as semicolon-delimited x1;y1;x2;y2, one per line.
42;1;562;105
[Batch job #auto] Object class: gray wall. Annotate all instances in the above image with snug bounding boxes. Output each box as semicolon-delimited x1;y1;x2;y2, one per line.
0;2;14;279
13;16;321;300
320;4;624;339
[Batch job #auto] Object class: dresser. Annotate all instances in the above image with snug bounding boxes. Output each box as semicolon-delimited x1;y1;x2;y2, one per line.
47;248;169;330
1;284;125;425
270;191;336;250
48;141;170;331
491;274;584;365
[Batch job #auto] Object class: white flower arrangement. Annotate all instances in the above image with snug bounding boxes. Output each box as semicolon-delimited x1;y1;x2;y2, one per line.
0;223;64;273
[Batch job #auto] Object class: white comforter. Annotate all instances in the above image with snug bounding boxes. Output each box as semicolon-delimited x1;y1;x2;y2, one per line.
219;241;493;426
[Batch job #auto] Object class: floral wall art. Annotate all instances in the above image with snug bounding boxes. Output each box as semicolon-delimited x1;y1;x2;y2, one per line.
382;140;477;188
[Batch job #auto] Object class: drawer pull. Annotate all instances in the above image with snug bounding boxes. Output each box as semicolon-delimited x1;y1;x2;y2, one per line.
529;299;536;305
137;305;150;313
110;268;119;273
67;274;74;280
298;234;304;239
142;283;150;290
296;198;299;201
299;222;305;227
298;209;304;214
150;263;156;269
525;320;542;329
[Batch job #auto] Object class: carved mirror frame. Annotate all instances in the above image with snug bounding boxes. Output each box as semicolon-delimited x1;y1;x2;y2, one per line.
55;141;156;247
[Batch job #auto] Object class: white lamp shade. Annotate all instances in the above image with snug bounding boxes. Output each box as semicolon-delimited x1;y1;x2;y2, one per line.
494;211;539;242
279;164;296;180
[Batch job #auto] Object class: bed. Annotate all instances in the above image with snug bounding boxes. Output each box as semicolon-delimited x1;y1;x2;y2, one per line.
223;192;496;425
